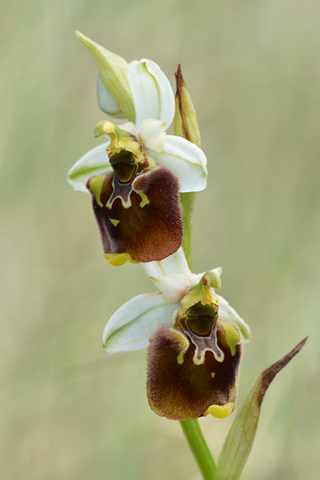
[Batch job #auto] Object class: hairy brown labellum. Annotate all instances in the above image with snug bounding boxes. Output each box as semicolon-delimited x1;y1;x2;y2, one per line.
87;161;183;263
147;318;242;420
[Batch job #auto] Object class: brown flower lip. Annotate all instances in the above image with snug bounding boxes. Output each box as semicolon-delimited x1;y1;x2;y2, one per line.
87;149;184;264
147;319;243;421
147;291;243;421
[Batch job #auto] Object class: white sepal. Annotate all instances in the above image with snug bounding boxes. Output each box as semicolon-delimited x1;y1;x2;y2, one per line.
103;293;177;353
147;135;208;193
68;142;111;192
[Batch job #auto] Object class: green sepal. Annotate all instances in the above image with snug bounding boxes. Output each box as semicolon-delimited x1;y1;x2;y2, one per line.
215;337;308;480
75;31;135;122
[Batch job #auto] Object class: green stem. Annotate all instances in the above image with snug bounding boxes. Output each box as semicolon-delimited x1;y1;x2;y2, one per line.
181;419;217;480
180;192;196;271
174;78;216;479
179;194;217;480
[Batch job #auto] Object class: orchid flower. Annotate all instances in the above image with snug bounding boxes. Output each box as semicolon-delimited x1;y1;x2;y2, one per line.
68;57;207;266
103;249;250;421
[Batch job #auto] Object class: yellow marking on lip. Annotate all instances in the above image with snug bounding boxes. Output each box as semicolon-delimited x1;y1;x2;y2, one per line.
87;175;105;208
110;218;120;227
220;321;242;356
104;253;137;266
137;191;150;208
211;372;216;379
170;330;189;365
205;402;234;419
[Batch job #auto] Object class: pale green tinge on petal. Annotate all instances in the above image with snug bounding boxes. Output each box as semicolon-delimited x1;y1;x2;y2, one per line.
127;59;175;130
76;31;135;122
217;295;251;342
103;293;177;353
143;247;192;279
68;142;111;192
147;135;208;193
216;338;307;480
97;74;126;118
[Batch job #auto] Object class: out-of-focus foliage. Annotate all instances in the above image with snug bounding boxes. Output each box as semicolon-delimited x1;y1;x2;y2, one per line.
0;1;319;479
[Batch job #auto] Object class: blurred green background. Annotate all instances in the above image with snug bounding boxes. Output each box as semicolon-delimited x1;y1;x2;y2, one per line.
1;0;319;479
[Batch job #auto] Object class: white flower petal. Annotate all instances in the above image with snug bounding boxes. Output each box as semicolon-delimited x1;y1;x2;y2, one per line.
119;121;137;135
103;293;177;353
138;118;166;152
217;295;251;342
67;142;111;192
149;274;189;304
127;59;175;130
97;74;125;118
147;135;208;193
143;248;192;278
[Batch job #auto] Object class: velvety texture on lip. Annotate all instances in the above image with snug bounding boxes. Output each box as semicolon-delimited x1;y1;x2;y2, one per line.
147;318;242;421
88;165;183;263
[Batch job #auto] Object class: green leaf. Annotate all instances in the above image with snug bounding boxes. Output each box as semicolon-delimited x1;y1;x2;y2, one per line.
215;337;308;480
75;31;135;122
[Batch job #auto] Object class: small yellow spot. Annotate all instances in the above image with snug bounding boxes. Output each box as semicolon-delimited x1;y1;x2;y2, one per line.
87;175;105;208
177;353;183;364
104;253;137;266
221;322;242;356
110;218;120;227
170;330;189;365
138;191;150;208
211;372;216;379
205;403;234;419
